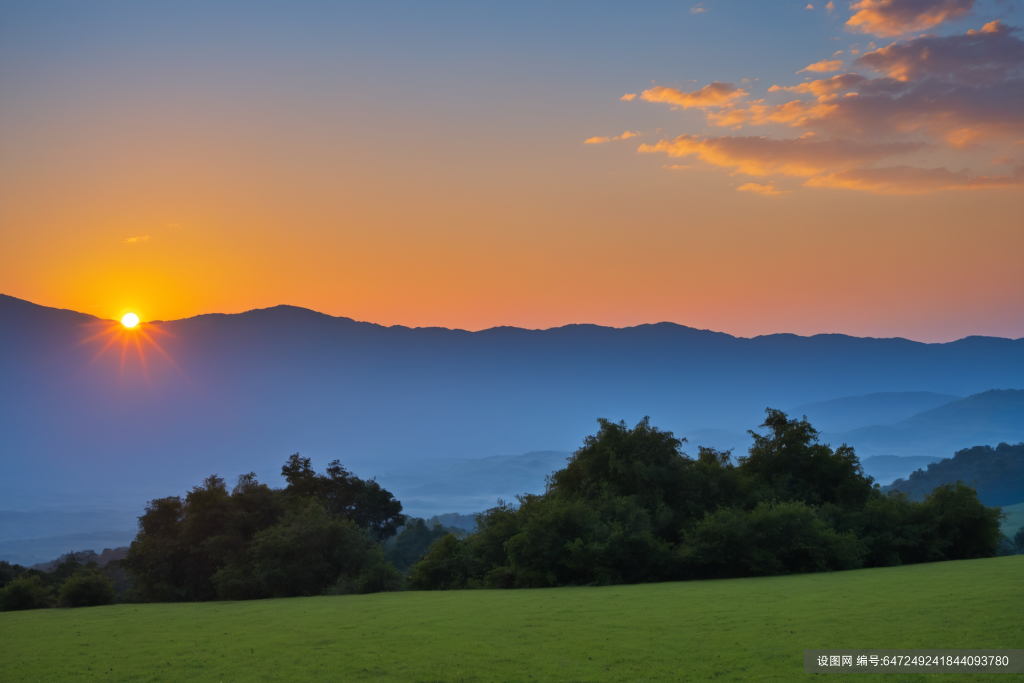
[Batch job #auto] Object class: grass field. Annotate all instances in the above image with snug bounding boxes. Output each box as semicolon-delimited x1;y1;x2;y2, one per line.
1;556;1021;682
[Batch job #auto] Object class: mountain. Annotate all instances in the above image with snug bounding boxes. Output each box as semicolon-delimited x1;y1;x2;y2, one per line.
824;390;1024;457
886;442;1024;507
2;294;1023;514
789;391;962;433
859;455;942;485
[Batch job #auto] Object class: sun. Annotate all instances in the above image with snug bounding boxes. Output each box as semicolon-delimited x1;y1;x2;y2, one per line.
121;312;140;328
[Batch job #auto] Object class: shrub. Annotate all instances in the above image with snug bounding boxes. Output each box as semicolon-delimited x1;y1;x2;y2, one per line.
679;501;865;579
59;572;115;608
0;575;52;611
357;562;403;593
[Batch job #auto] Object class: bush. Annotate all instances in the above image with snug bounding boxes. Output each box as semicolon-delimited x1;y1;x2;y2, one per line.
59;572;115;608
679;501;865;579
407;535;473;590
246;502;377;598
357;562;403;593
0;575;52;611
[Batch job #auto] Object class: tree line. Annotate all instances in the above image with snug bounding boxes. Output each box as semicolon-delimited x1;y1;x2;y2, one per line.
1;410;1015;609
407;411;1008;589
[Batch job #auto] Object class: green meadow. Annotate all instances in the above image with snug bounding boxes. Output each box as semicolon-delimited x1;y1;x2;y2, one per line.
2;556;1021;683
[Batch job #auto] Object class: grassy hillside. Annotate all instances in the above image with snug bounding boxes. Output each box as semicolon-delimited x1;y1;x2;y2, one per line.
2;556;1021;682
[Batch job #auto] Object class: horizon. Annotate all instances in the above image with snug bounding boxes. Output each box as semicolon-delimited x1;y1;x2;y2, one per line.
6;293;1024;344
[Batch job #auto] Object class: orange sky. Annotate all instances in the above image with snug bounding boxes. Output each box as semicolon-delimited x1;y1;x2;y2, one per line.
1;1;1022;341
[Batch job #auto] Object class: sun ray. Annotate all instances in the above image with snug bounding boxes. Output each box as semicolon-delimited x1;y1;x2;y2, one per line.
79;317;192;387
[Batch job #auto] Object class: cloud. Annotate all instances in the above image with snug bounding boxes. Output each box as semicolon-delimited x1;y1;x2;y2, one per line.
799;59;845;73
691;4;706;14
123;236;150;243
662;164;696;170
621;12;1024;194
641;82;748;109
716;24;1024;145
769;73;867;96
621;93;638;101
805;163;1024;193
586;131;642;144
738;182;788;194
827;1;835;12
637;134;922;176
856;20;1024;82
846;0;975;37
806;4;815;9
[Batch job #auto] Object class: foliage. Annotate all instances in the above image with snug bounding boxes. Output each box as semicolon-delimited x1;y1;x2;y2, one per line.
887;442;1024;506
408;411;1005;589
383;518;458;572
0;574;52;611
123;455;406;603
0;560;27;589
58;571;116;608
1;556;1020;682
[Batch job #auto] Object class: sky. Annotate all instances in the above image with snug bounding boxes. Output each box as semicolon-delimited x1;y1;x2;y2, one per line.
1;0;1022;342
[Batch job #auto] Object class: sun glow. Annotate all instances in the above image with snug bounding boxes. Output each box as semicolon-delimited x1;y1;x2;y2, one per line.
79;317;188;386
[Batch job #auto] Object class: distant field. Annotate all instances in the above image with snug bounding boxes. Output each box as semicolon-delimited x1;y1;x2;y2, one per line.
2;556;1022;682
1001;502;1024;537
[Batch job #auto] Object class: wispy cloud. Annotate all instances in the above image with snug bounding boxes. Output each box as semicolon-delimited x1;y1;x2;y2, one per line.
123;235;150;244
805;164;1024;193
641;82;748;109
799;58;845;73
620;93;638;101
738;182;787;195
638;134;921;177
585;131;643;144
690;4;706;14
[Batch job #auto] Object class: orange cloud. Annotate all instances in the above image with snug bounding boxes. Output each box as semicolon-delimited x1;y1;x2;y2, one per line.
769;73;867;96
704;97;845;129
620;93;638;101
124;236;150;243
857;20;1022;82
586;131;642;144
641;82;748;109
638;134;921;177
737;182;787;195
799;59;845;73
805;164;1024;193
846;0;975;37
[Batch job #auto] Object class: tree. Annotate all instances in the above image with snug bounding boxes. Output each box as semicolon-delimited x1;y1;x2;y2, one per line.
740;409;875;509
245;502;376;598
59;572;115;608
0;575;51;611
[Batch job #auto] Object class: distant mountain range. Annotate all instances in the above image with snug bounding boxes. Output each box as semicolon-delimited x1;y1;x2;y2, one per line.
790;391;962;433
1;294;1022;560
824;390;1024;457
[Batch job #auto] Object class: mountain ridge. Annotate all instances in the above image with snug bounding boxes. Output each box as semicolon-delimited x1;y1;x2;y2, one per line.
3;294;1023;514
